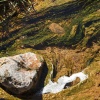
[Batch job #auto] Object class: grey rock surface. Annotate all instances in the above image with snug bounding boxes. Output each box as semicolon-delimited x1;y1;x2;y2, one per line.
0;52;44;94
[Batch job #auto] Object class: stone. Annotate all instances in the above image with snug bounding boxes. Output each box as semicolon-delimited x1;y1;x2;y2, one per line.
49;23;65;34
0;52;44;94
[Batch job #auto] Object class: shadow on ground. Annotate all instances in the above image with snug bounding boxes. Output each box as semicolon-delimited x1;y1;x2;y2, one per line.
23;0;84;24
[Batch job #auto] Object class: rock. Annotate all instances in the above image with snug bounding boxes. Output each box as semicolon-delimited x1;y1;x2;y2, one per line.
0;52;44;94
49;23;65;34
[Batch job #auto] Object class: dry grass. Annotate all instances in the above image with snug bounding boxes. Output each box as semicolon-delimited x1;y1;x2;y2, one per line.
38;46;96;81
42;53;100;100
35;0;73;11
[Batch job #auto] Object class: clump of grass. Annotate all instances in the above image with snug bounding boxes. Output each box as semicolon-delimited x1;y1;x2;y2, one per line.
35;0;73;11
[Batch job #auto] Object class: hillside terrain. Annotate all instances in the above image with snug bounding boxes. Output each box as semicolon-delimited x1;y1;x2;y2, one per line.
0;0;100;100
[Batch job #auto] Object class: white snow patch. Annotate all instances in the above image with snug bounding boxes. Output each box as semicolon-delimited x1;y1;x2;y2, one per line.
41;71;88;94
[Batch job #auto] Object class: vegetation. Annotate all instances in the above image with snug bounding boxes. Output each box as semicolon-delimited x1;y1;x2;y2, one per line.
0;0;34;19
0;0;100;99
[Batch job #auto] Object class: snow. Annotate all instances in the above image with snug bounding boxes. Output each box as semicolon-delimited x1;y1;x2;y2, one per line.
41;71;88;94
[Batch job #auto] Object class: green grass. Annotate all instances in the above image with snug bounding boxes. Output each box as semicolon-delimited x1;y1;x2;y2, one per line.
35;0;73;11
0;0;100;52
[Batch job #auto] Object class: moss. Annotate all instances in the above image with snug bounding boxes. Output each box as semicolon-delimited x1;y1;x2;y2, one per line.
66;79;94;96
83;12;100;25
43;56;53;85
0;48;39;58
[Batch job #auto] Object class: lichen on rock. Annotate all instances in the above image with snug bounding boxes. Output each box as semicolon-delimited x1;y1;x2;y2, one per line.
0;52;44;94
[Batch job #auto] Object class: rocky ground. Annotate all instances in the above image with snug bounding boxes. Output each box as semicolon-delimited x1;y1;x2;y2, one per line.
0;0;100;100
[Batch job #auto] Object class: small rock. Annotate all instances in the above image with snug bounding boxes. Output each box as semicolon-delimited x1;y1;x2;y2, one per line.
49;23;65;34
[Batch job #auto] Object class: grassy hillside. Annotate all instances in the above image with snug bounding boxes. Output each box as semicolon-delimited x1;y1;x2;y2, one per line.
0;0;100;99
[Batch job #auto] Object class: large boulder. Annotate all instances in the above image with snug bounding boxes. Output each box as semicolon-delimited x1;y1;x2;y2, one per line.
0;52;44;94
49;23;65;34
